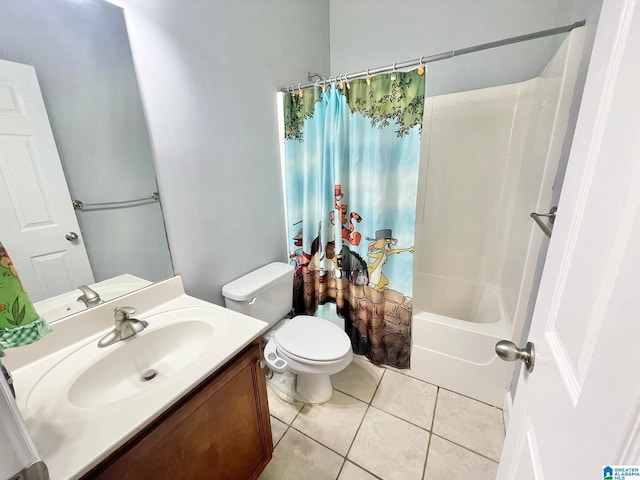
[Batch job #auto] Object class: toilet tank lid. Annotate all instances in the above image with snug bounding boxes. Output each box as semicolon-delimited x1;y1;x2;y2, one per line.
221;262;294;302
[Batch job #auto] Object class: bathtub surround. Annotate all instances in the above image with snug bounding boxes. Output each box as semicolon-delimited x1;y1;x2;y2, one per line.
410;29;585;406
282;71;424;368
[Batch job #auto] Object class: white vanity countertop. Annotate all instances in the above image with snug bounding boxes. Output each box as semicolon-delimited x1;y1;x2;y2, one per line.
7;276;269;480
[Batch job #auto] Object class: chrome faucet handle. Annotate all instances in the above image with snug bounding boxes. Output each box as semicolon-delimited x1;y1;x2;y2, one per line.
78;285;99;300
114;306;137;323
98;306;145;348
77;285;102;307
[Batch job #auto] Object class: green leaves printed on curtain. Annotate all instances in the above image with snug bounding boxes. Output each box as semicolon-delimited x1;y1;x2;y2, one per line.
284;69;425;141
346;70;425;137
283;86;324;141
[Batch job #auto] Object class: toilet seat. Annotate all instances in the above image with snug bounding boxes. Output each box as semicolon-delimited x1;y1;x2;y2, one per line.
274;315;352;362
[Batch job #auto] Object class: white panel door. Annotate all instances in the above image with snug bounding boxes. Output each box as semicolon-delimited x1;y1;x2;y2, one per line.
0;59;93;302
498;1;640;477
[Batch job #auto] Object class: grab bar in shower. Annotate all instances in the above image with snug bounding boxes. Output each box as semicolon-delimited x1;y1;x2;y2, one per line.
72;192;159;211
530;206;557;238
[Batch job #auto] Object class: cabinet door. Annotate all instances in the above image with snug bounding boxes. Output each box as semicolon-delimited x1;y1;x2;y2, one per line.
91;342;272;480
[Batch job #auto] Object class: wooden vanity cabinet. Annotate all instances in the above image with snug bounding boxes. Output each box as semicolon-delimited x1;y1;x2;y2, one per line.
83;341;272;480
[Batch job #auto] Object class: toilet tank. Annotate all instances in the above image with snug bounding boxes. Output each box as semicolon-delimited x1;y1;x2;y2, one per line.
221;262;294;326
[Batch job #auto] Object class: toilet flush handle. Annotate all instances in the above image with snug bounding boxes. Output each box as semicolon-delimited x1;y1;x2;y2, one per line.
248;297;257;305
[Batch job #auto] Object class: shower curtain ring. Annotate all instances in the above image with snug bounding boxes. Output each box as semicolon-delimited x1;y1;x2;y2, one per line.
418;57;426;76
297;83;304;99
338;75;344;91
366;68;372;85
390;63;397;81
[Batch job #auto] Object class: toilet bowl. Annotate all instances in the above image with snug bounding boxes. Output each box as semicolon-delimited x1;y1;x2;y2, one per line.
263;315;353;403
221;262;353;404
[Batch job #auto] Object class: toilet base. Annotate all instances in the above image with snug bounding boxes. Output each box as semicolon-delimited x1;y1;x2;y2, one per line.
269;370;297;400
268;371;335;404
296;373;334;404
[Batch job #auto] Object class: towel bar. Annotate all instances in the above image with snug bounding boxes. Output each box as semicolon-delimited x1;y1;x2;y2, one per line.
72;192;159;211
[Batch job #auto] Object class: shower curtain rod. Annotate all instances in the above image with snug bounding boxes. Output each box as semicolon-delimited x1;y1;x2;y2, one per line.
281;20;586;92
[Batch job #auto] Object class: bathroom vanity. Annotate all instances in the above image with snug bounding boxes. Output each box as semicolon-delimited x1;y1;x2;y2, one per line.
4;276;273;479
85;341;271;479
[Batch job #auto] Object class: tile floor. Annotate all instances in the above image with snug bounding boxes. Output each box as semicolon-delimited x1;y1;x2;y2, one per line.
259;355;504;480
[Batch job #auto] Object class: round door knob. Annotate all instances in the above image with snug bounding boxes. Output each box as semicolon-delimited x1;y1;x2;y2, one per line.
495;340;535;373
65;232;79;241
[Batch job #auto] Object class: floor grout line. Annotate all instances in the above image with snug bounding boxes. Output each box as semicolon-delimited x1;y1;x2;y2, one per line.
430;432;502;464
436;385;505;411
422;386;440;479
345;459;385;479
333;386;376;404
284;406;304;427
365;403;433;433
341;366;386;470
334;458;346;480
272;423;289;450
343;404;371;460
288;424;349;459
370;367;387;403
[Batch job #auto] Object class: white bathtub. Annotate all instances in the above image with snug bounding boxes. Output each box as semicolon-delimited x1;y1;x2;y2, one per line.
408;274;514;407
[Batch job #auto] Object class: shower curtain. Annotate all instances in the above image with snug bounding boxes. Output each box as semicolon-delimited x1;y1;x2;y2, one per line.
282;70;425;368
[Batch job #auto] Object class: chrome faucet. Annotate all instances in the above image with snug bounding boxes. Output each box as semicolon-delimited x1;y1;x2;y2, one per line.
97;306;149;348
77;285;102;307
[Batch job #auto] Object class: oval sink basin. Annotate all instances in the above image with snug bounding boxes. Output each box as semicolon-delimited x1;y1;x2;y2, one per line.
26;307;229;417
68;320;213;408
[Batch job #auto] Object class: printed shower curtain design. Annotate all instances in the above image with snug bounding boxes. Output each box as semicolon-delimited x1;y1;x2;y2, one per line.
283;70;425;368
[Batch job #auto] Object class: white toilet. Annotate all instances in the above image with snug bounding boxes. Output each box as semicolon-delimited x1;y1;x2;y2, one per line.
222;262;353;404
